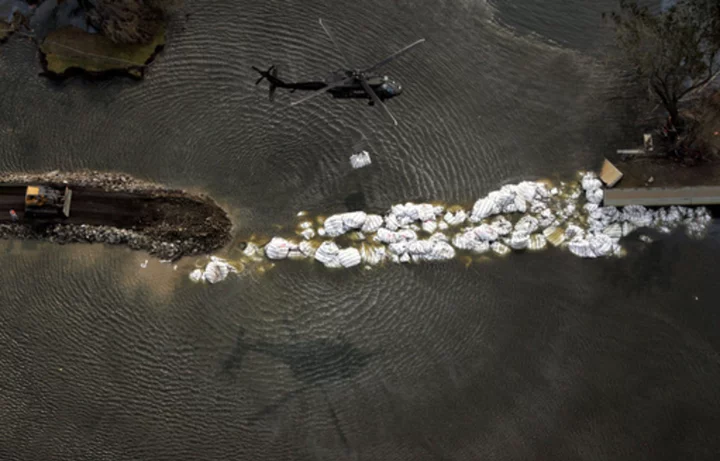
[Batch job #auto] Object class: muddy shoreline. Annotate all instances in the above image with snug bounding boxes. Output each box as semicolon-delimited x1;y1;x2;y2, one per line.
0;170;233;260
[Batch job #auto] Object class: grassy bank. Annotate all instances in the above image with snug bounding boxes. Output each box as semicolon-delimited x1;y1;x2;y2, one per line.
39;26;166;78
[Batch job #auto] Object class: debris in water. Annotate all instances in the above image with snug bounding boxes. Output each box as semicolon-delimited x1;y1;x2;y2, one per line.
350;150;372;169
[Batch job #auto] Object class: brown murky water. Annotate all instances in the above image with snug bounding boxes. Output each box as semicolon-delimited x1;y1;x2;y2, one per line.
1;0;719;460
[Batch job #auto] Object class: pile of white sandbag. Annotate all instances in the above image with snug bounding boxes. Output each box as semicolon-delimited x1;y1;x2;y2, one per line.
189;257;238;284
190;171;715;281
260;172;712;266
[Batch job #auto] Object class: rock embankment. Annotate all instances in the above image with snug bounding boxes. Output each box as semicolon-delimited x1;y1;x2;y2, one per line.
0;170;232;260
0;169;174;193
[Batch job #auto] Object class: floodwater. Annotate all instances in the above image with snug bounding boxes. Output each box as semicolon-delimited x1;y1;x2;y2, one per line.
1;0;720;460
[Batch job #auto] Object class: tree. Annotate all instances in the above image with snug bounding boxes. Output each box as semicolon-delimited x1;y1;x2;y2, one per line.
84;0;182;45
604;0;720;131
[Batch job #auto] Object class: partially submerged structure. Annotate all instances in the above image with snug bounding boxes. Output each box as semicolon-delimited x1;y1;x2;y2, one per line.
0;171;232;260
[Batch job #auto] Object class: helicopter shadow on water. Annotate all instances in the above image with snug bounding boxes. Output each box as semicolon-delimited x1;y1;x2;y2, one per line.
219;326;379;458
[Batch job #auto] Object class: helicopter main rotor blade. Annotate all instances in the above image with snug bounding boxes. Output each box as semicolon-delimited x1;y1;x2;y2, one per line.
361;38;426;74
319;19;352;69
289;77;354;107
359;76;398;126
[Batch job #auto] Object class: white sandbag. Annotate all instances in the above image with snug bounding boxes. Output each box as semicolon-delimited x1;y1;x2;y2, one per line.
438;221;449;230
671;206;689;219
265;237;293;260
603;223;622;239
543;226;566;247
243;242;261;257
581;175;603;192
342;211;367;229
323;215;346;237
315;241;340;267
384;214;400;231
568;239;596;258
299;241;316;257
584;203;599;214
530;201;548;214
397;229;418;241
513;194;527;213
517;181;538;202
507;232;529;250
586;188;604;204
338;248;362;268
427;241;456;260
389;241;409;255
598;206;620;222
586;219;606;233
490;216;513;236
350;150;372;169
622;205;654;228
564;224;584;240
375;228;399;244
685;221;707;238
528;234;547;251
408;240;433;255
391;203;408;218
655;207;683;227
514;216;539;234
587;233;614;256
470;197;499;222
203;257;235;284
452;233;474;250
537;209;555;228
502;202;518;214
473;224;499;241
536;183;551;199
621;221;637;237
422;220;438;234
361;214;384;233
444;209;467;226
399;253;411;263
497;185;518;204
189;269;203;283
469;240;490;254
300;228;315;240
415;204;437;222
491;242;511;256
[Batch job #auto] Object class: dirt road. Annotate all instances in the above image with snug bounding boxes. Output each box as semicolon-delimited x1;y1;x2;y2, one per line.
0;184;231;243
0;185;161;227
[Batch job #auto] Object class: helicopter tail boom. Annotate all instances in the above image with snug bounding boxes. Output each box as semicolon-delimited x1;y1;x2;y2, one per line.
252;65;285;102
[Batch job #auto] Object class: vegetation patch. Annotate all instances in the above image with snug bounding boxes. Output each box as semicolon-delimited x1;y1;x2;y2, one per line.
39;25;165;78
0;20;10;42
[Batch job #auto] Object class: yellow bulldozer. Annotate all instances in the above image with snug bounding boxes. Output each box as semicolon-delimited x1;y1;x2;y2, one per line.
24;185;72;219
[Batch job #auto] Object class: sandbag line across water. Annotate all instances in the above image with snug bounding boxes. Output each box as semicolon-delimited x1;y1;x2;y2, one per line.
190;172;713;284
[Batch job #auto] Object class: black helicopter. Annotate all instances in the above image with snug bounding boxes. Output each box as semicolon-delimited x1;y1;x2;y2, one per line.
252;19;425;125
